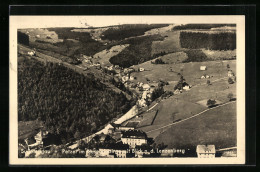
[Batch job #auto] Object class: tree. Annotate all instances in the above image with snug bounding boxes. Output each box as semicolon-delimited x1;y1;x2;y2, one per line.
207;99;217;108
228;77;234;84
74;130;81;140
227;64;230;69
227;93;234;101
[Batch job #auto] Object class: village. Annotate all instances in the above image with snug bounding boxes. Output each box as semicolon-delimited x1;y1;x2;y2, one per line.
20;50;237;159
17;24;238;160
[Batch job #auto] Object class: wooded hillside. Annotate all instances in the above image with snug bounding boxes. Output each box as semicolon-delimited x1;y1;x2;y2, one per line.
18;58;132;142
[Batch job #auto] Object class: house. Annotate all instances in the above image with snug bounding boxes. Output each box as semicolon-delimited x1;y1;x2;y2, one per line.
142;91;148;99
98;142;129;158
27;51;35;56
139;68;145;72
118;126;135;131
108;66;114;71
183;85;190;91
196;145;216;158
111;143;129;158
122;76;129;83
228;70;235;77
138;99;147;107
142;84;150;91
121;130;147;148
174;89;181;95
110;123;121;130
99;148;114;157
129;76;135;81
108;128;114;135
201;74;210;79
200;66;207;71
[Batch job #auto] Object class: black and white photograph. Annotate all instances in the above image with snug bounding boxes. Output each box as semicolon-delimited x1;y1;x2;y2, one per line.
9;15;245;165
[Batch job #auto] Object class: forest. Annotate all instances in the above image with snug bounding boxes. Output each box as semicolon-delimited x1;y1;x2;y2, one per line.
101;24;169;41
18;31;29;46
109;35;164;67
180;31;236;50
18;57;132;143
173;24;236;30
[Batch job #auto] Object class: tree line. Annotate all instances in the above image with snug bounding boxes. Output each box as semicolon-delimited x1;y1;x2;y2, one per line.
173;24;236;30
180;31;236;50
101;24;169;41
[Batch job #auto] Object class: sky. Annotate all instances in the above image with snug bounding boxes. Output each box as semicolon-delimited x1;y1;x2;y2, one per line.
10;15;240;29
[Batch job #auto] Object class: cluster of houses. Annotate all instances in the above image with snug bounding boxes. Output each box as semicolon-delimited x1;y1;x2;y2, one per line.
20;123;236;158
85;128;150;158
85;127;177;158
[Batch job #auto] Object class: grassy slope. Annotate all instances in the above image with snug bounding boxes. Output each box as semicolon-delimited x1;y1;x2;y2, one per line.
151;31;182;55
131;60;236;87
154;102;236;149
133;60;236;143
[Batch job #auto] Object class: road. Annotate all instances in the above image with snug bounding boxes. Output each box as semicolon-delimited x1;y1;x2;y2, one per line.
146;100;236;134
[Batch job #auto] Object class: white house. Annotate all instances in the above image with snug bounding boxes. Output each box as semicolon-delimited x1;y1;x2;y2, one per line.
200;66;207;71
129;76;135;81
27;51;35;56
139;68;145;72
183;85;190;91
138;99;147;107
196;145;216;158
99;148;113;157
142;84;150;91
121;130;147;148
122;76;129;83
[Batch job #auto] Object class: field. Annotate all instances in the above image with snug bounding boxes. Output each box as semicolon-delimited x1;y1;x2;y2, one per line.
151;31;182;55
19;28;63;44
154;102;237;149
202;49;236;60
91;44;129;66
130;59;236;146
159;52;188;64
131;60;236;87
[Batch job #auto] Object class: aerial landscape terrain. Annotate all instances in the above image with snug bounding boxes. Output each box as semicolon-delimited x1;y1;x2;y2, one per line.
17;23;237;158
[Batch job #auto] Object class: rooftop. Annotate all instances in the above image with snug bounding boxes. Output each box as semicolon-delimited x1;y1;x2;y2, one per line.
121;130;147;139
99;142;129;150
196;145;216;153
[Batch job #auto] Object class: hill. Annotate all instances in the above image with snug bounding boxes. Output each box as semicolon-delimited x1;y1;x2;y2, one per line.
154;102;236;149
18;57;132;143
101;24;169;41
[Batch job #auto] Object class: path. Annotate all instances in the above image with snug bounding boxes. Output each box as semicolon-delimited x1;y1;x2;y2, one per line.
146;100;236;134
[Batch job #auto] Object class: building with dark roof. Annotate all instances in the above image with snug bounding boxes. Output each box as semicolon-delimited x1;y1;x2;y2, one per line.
121;130;147;148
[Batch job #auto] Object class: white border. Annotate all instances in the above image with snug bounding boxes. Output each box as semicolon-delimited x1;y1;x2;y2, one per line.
9;15;245;165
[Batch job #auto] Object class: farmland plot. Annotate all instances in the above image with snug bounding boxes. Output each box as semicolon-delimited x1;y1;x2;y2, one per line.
154;102;236;149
